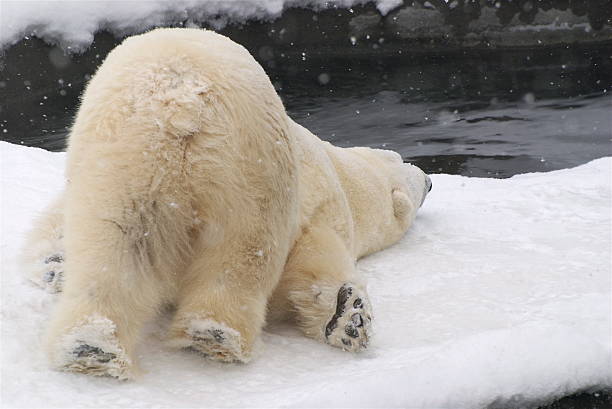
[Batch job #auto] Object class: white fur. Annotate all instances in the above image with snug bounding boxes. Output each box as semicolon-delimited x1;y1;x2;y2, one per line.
22;28;430;378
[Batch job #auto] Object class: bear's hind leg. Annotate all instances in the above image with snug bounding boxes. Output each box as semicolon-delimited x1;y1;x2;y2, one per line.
271;226;373;352
46;214;173;380
167;233;286;363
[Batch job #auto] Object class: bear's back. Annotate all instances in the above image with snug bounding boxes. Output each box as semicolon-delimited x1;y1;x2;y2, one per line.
70;28;288;149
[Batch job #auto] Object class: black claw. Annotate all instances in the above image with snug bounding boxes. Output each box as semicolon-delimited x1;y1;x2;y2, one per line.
353;298;363;309
45;254;63;264
43;270;56;283
209;329;225;343
341;338;352;347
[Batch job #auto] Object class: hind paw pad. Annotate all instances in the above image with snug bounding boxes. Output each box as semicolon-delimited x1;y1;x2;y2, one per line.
61;341;130;379
173;318;248;363
54;315;132;380
72;343;117;363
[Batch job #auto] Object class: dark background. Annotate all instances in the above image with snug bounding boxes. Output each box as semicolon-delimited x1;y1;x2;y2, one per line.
1;2;611;178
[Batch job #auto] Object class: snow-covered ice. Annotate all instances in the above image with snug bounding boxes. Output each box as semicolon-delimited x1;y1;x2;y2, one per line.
0;0;402;50
1;141;610;408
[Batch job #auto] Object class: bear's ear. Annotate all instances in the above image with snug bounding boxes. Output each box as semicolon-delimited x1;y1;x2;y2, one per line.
392;189;414;223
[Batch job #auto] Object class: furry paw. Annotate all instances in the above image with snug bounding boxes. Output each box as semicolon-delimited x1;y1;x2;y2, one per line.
30;253;64;293
52;315;132;380
62;342;127;378
43;253;64;291
324;283;372;352
168;318;249;363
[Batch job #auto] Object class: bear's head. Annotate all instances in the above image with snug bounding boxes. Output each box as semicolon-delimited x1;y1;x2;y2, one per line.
369;147;430;200
344;146;431;255
368;148;431;231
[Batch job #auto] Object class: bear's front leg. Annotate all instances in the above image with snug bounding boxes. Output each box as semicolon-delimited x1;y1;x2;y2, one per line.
270;225;373;352
167;231;287;363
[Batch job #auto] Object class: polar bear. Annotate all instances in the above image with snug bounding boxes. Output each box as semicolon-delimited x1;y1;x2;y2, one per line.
21;28;431;379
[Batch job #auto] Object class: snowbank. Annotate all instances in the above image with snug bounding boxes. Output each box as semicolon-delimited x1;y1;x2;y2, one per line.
0;0;401;50
1;141;610;408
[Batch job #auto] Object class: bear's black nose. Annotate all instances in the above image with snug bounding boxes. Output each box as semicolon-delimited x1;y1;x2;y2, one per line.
420;175;433;207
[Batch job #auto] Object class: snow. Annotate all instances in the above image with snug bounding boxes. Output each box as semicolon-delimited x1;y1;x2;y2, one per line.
0;0;401;50
1;141;611;408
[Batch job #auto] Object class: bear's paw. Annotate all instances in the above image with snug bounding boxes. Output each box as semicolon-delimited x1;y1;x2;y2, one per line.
52;315;132;380
168;318;249;363
41;253;64;293
324;283;372;352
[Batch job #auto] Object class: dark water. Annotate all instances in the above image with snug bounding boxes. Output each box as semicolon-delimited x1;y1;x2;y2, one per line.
1;34;611;177
276;45;612;177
